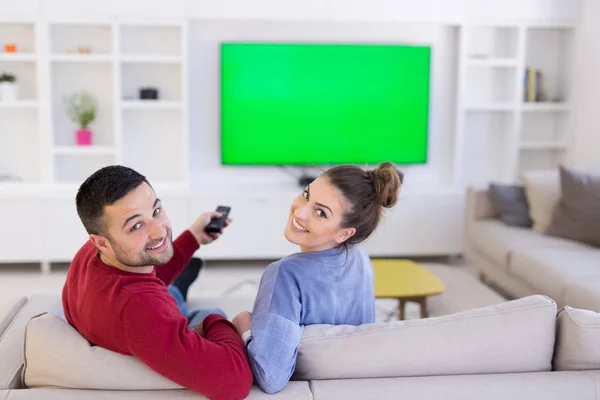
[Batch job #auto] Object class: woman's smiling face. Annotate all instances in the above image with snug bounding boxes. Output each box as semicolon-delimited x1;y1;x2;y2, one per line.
284;176;356;252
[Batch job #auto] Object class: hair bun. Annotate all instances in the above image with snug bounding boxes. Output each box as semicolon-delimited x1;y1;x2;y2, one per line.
369;162;403;208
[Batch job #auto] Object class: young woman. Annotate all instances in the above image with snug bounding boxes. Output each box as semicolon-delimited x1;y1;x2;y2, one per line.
232;162;403;394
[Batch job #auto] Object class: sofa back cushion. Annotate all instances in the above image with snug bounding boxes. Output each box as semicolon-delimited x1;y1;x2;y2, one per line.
553;306;600;371
546;166;600;247
24;296;557;389
522;170;560;233
23;313;182;390
488;183;533;227
293;295;557;380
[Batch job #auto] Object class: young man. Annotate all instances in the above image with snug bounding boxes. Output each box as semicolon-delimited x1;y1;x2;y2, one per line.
62;165;252;400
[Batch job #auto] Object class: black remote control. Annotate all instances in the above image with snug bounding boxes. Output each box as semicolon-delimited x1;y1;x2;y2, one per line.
205;206;231;233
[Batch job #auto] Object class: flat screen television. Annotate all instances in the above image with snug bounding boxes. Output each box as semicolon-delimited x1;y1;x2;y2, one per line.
220;43;431;166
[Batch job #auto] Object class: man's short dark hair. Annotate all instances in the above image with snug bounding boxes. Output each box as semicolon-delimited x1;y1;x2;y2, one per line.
76;165;150;235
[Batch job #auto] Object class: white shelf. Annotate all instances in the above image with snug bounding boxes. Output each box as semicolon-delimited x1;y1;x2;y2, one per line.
0;53;37;62
52;146;116;156
0;100;38;109
120;55;182;64
467;58;518;67
465;103;516;111
0;182;43;197
519;141;568;150
121;100;183;110
456;24;574;187
49;54;113;63
522;103;569;112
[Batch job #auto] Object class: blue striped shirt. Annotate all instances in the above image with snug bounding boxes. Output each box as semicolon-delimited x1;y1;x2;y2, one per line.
247;244;375;394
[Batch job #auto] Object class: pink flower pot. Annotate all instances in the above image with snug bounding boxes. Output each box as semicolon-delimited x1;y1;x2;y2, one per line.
76;129;92;146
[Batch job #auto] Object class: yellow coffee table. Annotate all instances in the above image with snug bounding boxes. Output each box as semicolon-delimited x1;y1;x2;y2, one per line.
372;259;444;320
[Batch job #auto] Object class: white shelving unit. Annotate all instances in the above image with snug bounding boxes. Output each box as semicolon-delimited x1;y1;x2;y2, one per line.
454;24;573;187
47;21;116;184
0;20;42;185
117;21;189;187
0;7;579;270
0;19;189;190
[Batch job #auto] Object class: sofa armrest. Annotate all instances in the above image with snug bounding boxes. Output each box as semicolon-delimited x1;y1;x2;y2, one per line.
0;297;28;339
466;187;498;221
0;296;59;390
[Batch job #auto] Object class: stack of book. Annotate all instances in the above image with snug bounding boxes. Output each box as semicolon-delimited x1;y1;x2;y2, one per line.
523;67;547;102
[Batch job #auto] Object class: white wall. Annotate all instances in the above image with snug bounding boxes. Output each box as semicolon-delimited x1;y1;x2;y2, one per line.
188;21;458;192
1;0;579;24
0;0;586;264
571;0;600;170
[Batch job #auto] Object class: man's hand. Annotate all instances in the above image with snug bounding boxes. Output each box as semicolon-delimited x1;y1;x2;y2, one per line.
189;211;232;245
232;311;252;337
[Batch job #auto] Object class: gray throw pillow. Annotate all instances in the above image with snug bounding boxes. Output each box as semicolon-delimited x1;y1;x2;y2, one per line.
488;183;533;227
546;166;600;247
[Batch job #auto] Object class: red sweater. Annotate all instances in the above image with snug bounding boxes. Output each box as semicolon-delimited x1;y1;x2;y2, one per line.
62;230;253;400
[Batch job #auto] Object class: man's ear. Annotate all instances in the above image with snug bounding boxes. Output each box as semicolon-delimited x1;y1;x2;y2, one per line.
89;234;112;254
335;227;356;244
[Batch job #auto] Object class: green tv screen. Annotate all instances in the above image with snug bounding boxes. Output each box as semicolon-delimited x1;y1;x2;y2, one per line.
220;43;431;165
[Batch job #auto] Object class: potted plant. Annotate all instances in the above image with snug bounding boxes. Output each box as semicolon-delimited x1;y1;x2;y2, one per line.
0;72;18;102
66;91;97;146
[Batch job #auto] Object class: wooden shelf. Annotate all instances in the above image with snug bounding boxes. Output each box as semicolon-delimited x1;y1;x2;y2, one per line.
50;54;113;63
466;58;518;67
522;103;569;112
465;103;516;112
0;101;38;109
0;53;37;62
120;55;182;64
53;146;116;156
121;100;183;110
519;141;568;150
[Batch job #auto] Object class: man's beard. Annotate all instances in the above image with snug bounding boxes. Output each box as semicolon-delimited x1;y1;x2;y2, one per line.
109;227;174;268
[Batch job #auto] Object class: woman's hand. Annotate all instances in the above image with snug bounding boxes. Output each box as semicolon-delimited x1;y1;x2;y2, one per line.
192;322;204;337
232;311;252;336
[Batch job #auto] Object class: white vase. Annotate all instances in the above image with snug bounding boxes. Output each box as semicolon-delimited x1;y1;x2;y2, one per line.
0;83;18;102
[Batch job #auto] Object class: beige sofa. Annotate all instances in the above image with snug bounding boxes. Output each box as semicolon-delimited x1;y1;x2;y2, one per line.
3;294;600;399
465;187;600;311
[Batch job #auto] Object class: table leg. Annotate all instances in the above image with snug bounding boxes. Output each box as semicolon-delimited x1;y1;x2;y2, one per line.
418;297;428;318
398;298;406;320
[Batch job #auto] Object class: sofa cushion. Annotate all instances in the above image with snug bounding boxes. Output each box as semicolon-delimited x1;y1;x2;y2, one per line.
25;296;556;388
0;297;27;339
24;313;182;390
0;296;57;390
554;307;600;371
7;385;312;400
547;166;600;247
509;249;600;306
522;170;560;233
563;277;600;312
309;372;597;400
293;295;556;381
469;220;590;269
488;183;533;227
23;313;311;399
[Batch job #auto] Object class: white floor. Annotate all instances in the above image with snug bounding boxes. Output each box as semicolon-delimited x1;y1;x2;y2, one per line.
0;258;475;322
0;260;268;303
